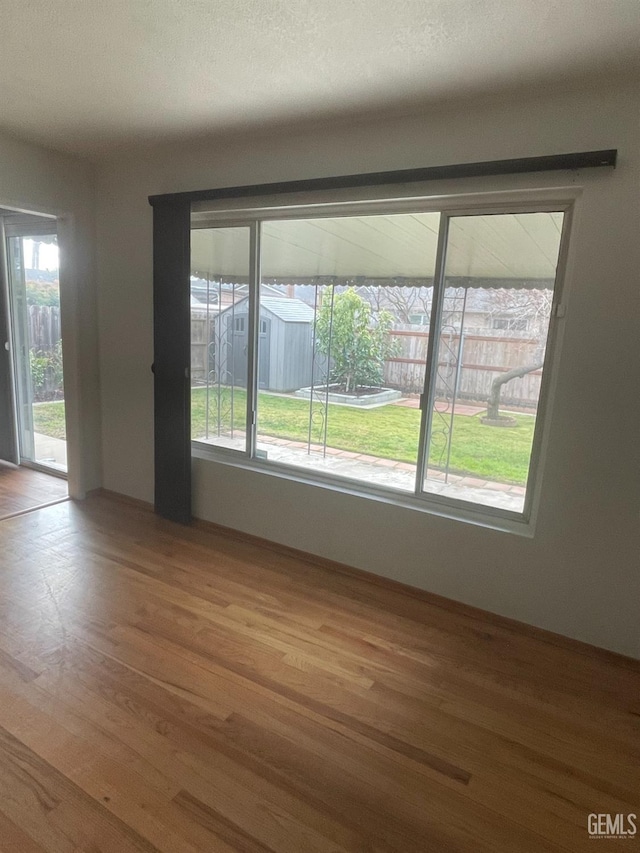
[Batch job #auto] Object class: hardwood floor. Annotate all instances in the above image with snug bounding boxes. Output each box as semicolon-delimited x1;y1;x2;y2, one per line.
0;493;637;852
0;460;67;519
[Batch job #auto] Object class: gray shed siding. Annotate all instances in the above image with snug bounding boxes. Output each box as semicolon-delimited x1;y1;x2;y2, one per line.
263;314;313;392
212;299;314;392
268;313;285;391
276;321;313;392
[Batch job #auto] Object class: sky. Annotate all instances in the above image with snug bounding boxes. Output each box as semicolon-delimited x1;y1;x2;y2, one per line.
23;238;58;272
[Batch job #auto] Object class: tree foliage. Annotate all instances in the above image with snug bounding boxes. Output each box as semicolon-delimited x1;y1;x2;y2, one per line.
315;288;398;393
26;279;60;307
29;341;64;401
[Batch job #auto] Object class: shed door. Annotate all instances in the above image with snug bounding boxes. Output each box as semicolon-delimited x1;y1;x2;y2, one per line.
258;317;270;389
230;314;248;388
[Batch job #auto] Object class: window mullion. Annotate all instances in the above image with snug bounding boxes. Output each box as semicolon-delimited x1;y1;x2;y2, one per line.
246;220;261;457
414;213;450;495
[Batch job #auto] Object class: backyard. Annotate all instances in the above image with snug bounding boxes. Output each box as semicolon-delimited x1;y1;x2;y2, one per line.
33;392;534;484
190;388;534;485
33;402;66;443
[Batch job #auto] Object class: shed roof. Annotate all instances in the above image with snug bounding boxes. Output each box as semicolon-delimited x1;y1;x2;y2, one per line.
217;295;315;323
261;296;315;323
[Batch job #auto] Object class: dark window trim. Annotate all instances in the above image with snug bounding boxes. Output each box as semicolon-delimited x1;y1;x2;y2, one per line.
152;198;192;523
150;153;616;524
149;150;616;207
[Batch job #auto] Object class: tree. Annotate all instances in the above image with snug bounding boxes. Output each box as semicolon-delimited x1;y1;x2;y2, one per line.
485;288;553;341
315;288;398;393
483;287;552;420
486;362;543;421
26;278;60;306
357;284;434;324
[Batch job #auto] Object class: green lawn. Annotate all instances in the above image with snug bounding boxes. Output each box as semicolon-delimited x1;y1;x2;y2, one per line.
192;388;535;484
33;401;67;441
32;391;535;485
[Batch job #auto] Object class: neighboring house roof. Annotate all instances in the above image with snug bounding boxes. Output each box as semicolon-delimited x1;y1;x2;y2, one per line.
270;283;549;313
190;278;284;301
191;295;208;309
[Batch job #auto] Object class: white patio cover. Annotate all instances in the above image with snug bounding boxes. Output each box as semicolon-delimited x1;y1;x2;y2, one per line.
191;211;563;285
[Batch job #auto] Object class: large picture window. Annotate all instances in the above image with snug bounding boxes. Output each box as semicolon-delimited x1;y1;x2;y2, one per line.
190;202;567;521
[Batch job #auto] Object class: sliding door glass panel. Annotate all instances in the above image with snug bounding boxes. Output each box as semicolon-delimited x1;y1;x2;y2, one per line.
190;226;251;452
255;213;439;490
423;211;564;512
0;249;18;463
7;233;66;471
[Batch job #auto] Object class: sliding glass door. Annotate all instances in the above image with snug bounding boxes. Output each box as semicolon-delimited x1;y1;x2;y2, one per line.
0;230;18;465
6;227;66;472
421;211;562;513
190;225;252;454
254;213;439;490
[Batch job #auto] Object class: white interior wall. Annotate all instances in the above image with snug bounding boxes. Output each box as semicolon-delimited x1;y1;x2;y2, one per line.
96;76;640;658
0;130;100;495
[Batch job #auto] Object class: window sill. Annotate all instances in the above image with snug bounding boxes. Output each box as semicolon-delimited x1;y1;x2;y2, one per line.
191;442;536;538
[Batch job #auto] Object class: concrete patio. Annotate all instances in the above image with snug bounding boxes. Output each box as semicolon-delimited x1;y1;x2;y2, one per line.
34;433;67;472
197;431;526;513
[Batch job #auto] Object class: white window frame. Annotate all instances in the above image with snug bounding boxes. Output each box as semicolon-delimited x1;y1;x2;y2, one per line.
191;187;576;535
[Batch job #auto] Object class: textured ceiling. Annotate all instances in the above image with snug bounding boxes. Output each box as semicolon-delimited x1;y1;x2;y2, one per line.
0;0;637;159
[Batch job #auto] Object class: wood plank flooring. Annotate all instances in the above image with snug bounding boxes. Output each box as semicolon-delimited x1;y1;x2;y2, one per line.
0;460;67;519
0;492;637;852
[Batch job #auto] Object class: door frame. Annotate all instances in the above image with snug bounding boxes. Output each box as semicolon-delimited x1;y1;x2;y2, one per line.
0;218;19;465
0;197;86;498
5;217;62;471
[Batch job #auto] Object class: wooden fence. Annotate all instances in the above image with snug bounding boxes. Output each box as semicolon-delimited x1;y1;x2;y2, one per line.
384;327;543;407
191;312;212;383
28;304;61;355
191;311;544;408
26;305;63;399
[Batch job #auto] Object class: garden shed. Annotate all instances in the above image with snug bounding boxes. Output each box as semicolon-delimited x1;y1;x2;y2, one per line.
214;295;315;392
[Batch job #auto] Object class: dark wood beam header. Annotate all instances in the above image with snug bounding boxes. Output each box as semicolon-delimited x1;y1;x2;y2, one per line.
149;150;616;207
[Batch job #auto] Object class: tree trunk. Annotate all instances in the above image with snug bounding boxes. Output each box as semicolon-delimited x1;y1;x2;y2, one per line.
487;362;543;419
